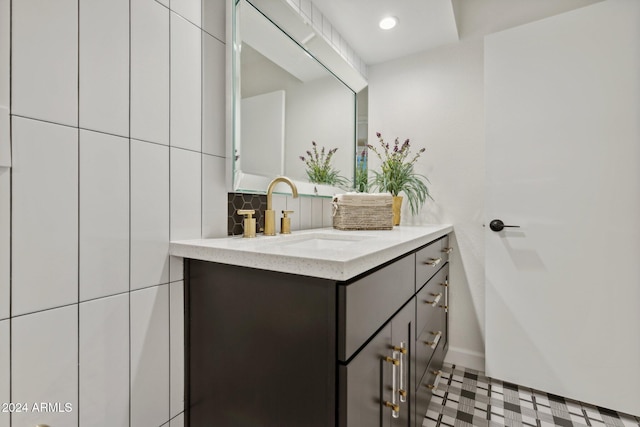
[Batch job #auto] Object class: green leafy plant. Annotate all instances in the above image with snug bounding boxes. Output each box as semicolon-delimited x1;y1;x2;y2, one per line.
368;132;432;215
299;141;348;186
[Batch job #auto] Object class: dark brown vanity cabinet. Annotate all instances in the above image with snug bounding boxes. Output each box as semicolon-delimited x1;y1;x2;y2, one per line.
185;234;451;427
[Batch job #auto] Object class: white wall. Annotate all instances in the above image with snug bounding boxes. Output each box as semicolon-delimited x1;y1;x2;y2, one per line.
6;0;227;426
369;38;486;369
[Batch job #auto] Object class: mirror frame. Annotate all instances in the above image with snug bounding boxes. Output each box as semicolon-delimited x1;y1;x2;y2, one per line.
228;0;368;197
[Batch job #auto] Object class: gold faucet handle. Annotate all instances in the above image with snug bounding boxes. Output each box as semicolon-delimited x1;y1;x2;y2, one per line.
237;209;256;238
280;210;294;234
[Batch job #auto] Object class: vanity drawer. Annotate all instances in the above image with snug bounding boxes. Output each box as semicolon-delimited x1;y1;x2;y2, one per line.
415;344;446;425
416;266;448;338
338;254;415;362
415;325;444;388
415;236;451;290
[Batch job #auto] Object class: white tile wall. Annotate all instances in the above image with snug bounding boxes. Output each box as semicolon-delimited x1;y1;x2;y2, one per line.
0;168;8;320
131;139;170;290
170;281;185;418
0;319;8;427
170;148;202;241
12;0;78;126
311;196;324;228
80;130;130;301
171;13;202;152
202;153;227;238
202;0;225;41
298;197;313;231
79;0;130;136
12;305;78;427
202;32;226;157
169;146;200;282
79;294;129;427
131;0;170;145
131;285;170;427
0;0;8;168
11;117;78;316
171;413;185;427
171;0;201;27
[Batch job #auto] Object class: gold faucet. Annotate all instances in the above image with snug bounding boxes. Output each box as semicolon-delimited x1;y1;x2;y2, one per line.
264;176;298;236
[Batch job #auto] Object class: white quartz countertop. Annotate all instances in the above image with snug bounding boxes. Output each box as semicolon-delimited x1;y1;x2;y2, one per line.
170;225;453;281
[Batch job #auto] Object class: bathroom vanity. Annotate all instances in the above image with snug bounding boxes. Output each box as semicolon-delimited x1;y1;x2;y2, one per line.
170;225;452;427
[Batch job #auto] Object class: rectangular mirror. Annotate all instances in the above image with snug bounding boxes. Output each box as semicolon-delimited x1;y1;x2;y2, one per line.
231;0;367;197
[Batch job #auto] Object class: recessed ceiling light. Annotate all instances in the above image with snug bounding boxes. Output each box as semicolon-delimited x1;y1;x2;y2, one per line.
379;16;398;30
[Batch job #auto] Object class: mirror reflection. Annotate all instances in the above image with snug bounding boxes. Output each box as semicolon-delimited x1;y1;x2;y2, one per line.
233;0;365;196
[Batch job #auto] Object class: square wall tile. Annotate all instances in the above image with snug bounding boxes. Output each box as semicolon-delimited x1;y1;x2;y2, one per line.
202;31;225;157
202;0;225;41
131;139;170;290
12;305;78;427
131;284;170;427
0;168;9;320
131;0;169;145
170;148;202;240
202;154;227;238
80;130;130;301
171;0;201;27
80;294;129;427
0;320;8;427
171;13;202;152
12;117;78;316
12;0;78;126
80;0;129;136
170;281;185;418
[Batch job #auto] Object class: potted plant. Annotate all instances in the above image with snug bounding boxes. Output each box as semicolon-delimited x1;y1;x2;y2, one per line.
368;132;432;225
299;141;348;186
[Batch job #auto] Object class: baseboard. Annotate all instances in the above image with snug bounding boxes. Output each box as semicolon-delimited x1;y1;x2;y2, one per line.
444;346;485;372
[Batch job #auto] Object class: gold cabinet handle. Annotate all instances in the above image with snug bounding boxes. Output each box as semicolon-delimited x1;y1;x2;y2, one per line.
424;257;442;266
384;350;400;419
384;356;399;366
425;292;442;306
426;370;443;391
440;280;449;287
442;247;453;254
394;342;407;403
384;401;400;413
425;331;442;349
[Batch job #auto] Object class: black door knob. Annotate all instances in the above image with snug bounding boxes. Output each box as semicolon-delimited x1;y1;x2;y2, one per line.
489;219;520;232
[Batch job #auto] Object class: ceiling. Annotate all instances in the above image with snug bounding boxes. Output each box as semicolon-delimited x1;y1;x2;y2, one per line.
311;0;603;65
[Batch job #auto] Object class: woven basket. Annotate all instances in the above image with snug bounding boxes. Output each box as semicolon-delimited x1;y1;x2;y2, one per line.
332;193;394;230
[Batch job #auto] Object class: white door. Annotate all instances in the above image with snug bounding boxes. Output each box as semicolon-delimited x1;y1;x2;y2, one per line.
485;0;640;416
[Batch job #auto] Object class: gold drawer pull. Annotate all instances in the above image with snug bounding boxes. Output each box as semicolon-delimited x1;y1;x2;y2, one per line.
384;356;399;366
384;401;400;413
424;257;442;266
425;331;442;349
426;370;443;391
442;247;453;254
439;304;448;312
440;280;449;287
425;292;442;306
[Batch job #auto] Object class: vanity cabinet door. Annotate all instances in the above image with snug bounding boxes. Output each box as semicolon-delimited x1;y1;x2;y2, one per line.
339;299;415;427
391;298;415;427
339;323;392;427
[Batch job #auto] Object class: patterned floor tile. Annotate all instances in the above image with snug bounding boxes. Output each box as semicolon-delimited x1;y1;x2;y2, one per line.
424;364;640;427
